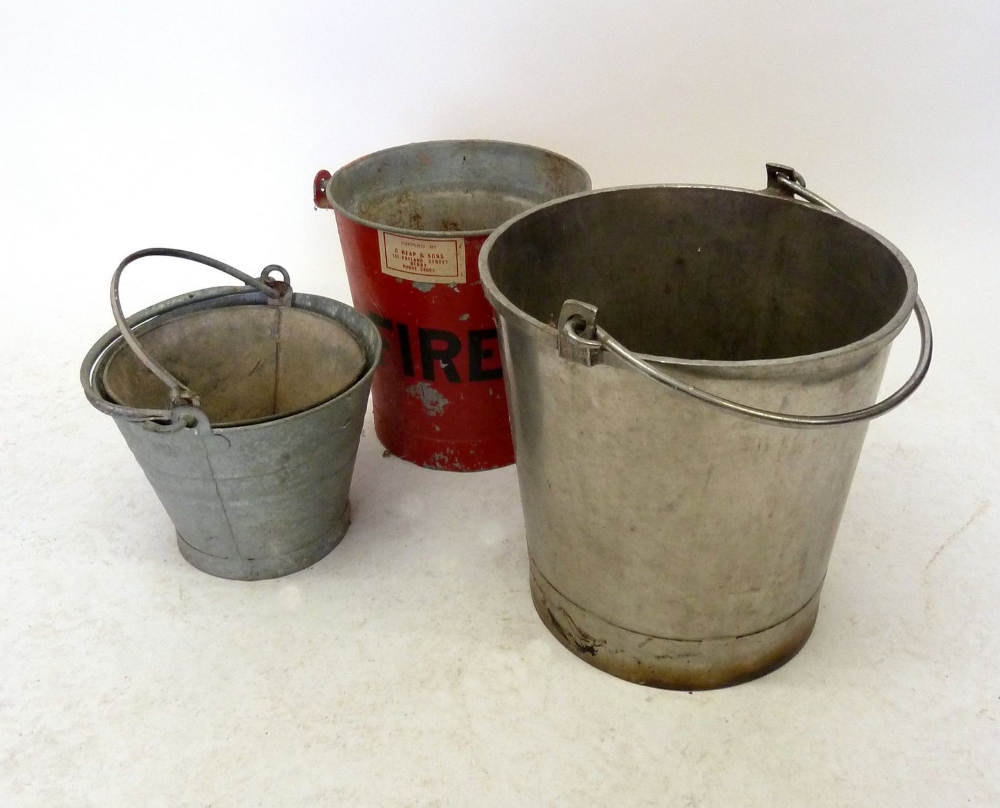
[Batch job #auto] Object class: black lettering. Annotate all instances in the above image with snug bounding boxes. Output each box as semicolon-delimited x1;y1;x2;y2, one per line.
397;322;415;377
468;329;503;381
368;312;392;363
418;328;461;382
368;311;391;330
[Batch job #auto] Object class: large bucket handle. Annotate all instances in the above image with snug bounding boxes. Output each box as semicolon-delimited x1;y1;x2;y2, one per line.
557;166;933;428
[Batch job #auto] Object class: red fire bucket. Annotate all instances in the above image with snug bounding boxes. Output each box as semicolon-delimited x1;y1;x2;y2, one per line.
315;140;590;471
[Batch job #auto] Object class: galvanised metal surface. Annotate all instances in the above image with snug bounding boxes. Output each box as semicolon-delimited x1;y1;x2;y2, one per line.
81;250;382;581
315;140;590;471
479;167;932;689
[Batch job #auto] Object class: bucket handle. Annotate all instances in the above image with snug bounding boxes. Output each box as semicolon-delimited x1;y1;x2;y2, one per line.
109;248;292;410
556;166;933;428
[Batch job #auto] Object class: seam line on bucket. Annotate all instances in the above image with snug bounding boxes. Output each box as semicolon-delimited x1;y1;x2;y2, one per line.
198;430;243;561
271;306;284;418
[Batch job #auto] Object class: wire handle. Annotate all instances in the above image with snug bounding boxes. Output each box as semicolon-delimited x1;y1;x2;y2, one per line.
765;163;845;214
110;248;292;407
556;165;933;428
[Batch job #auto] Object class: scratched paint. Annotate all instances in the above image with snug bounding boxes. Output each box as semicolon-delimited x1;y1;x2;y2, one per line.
424;447;469;471
406;381;449;416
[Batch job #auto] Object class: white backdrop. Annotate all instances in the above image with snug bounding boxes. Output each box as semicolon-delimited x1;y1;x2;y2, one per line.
2;1;998;805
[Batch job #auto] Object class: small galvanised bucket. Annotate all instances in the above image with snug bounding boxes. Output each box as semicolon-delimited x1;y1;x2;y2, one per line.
81;249;382;580
479;165;933;689
314;140;590;471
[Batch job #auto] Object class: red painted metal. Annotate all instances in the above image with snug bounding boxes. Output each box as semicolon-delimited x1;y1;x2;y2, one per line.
334;216;509;471
316;141;590;472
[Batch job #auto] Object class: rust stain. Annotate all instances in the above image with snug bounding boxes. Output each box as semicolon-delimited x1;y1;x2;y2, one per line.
588;622;812;691
531;578;817;691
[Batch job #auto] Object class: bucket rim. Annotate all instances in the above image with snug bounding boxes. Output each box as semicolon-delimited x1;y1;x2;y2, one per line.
323;138;592;239
81;286;382;431
478;182;919;371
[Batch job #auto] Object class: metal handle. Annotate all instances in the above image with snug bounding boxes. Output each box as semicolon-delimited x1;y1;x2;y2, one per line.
556;165;934;428
765;163;845;214
110;248;292;408
314;170;333;209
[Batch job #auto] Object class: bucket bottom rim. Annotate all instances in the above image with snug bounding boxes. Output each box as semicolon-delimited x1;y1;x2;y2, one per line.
529;560;820;690
175;503;351;581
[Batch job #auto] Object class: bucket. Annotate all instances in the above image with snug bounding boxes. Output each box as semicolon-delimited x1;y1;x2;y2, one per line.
81;248;382;581
314;140;591;471
479;164;933;689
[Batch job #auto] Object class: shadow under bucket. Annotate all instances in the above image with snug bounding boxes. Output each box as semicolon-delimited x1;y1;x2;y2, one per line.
81;249;382;581
479;165;932;689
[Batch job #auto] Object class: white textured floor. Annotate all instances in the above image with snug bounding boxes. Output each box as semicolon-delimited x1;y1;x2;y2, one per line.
3;2;998;805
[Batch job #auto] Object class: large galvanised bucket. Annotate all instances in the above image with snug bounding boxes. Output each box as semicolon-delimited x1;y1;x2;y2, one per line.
479;165;933;689
81;249;382;581
314;140;590;471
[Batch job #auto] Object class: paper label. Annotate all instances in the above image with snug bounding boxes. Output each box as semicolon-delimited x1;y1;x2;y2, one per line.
378;231;466;284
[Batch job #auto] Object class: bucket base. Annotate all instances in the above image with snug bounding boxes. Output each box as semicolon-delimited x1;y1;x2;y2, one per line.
374;417;514;472
529;560;820;690
176;504;352;581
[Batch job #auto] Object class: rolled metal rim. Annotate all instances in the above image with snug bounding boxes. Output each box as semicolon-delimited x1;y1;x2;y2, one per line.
479;175;933;426
480;181;921;373
109;248;291;410
81;287;382;430
321;139;592;238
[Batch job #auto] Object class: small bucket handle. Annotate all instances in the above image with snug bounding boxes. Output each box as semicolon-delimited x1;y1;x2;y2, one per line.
109;248;293;410
557;166;933;428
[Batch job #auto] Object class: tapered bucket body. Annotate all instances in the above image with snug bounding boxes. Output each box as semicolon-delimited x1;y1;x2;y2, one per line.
82;252;382;580
316;140;590;471
479;176;930;688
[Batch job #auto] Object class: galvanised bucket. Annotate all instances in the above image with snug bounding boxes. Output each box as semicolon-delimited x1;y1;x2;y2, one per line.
479;165;933;689
81;249;382;581
314;140;590;471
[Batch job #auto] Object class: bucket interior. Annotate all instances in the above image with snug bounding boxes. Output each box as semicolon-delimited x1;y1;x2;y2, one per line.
485;187;912;361
329;141;591;234
356;189;535;234
101;305;367;426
